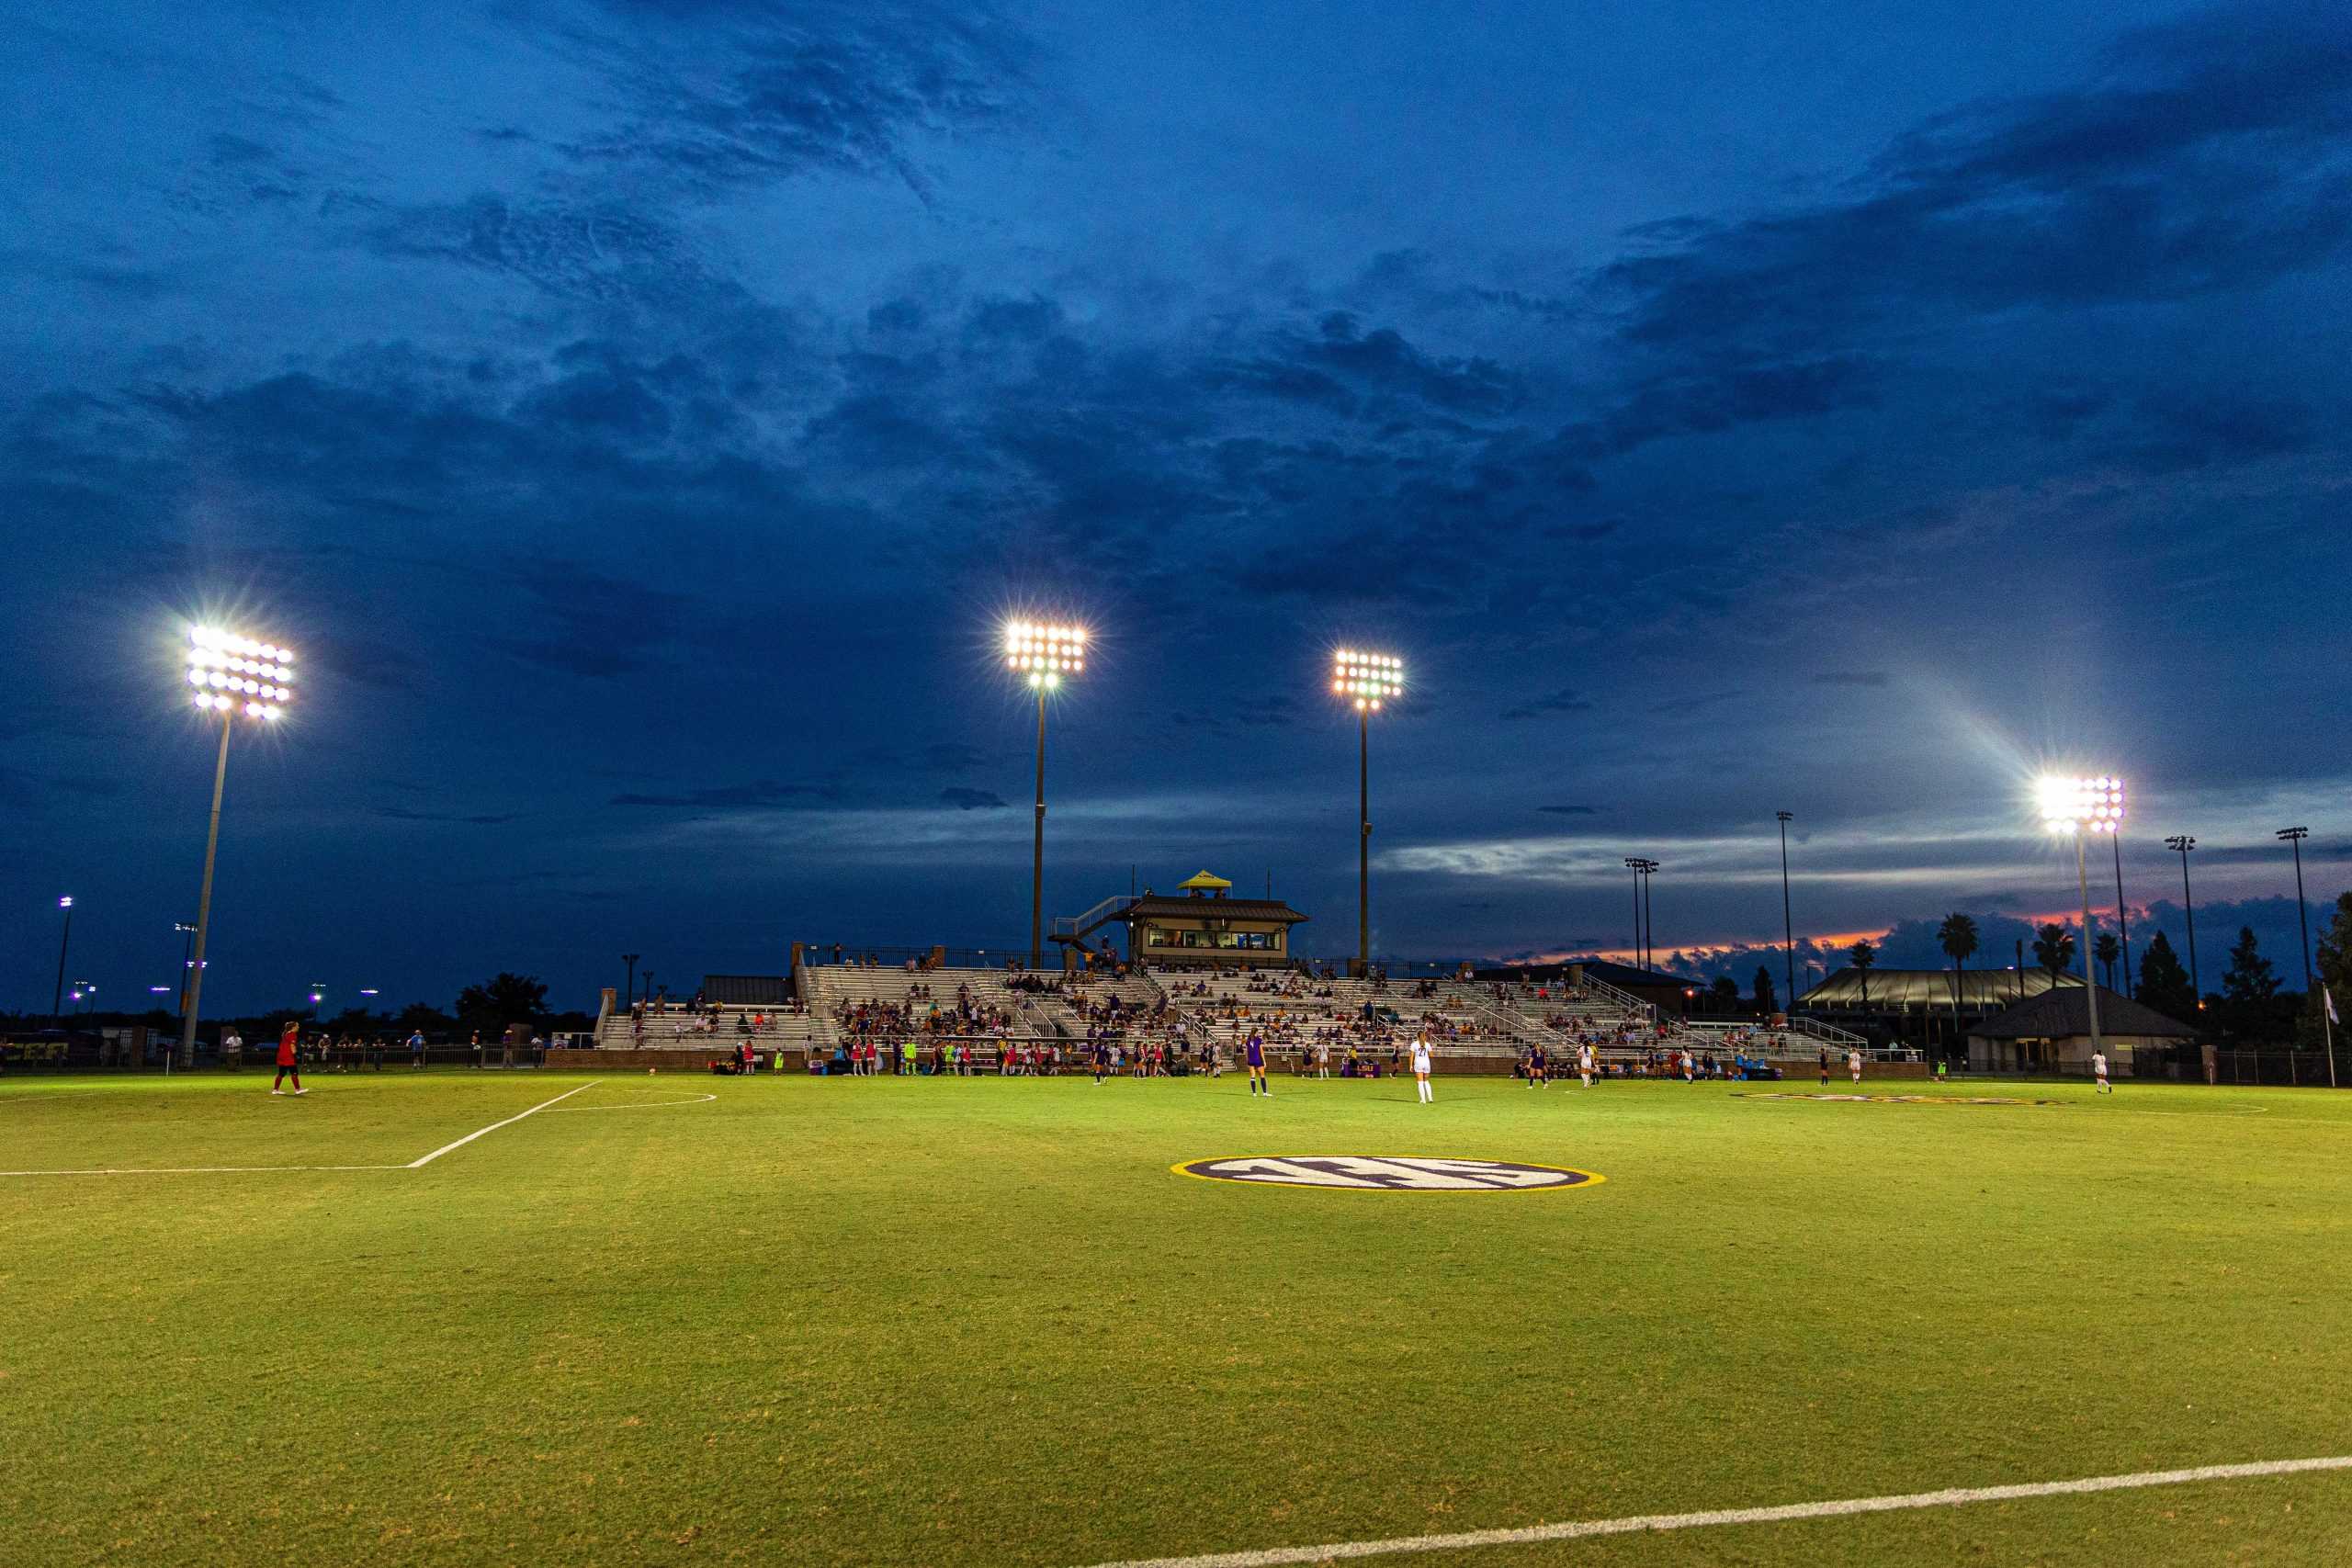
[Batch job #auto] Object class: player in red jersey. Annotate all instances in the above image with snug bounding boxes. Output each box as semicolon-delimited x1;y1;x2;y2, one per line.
271;1021;307;1096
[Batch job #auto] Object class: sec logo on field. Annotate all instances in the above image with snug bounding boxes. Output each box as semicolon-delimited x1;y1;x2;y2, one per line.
1172;1156;1603;1191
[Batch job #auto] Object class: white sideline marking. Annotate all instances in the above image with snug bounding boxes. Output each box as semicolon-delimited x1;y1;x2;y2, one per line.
404;1082;595;1167
0;1081;603;1178
0;1164;404;1177
1077;1455;2352;1568
547;1091;719;1111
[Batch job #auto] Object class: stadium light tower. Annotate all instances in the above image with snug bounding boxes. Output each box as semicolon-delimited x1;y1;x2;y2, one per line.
1623;857;1658;972
1332;649;1403;976
2278;828;2313;997
1006;620;1085;969
178;623;295;1067
1775;812;1795;1010
51;896;74;1022
2164;836;2199;1008
2038;775;2124;1066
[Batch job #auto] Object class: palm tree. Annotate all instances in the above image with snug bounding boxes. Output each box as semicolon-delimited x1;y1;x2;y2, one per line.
2094;931;2121;991
2032;923;2075;985
1937;912;1980;1035
1848;938;1878;1013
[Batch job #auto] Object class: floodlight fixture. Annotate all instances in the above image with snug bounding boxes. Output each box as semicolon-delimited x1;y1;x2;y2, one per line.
1004;616;1089;967
1331;649;1405;712
187;624;295;720
176;618;301;1069
2038;774;2125;834
2278;827;2316;1007
1004;620;1086;691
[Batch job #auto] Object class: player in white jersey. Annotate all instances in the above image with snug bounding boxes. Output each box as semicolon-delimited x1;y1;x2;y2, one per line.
1848;1048;1862;1085
2092;1050;2111;1093
1578;1043;1595;1088
1410;1033;1435;1103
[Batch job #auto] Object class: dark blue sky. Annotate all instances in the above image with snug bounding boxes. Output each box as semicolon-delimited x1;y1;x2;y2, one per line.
5;1;2346;1014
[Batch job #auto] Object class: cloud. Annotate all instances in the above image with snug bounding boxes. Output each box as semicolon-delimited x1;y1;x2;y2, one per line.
939;786;1007;810
1501;688;1594;721
1537;805;1600;816
610;781;842;808
372;805;517;825
1810;671;1890;688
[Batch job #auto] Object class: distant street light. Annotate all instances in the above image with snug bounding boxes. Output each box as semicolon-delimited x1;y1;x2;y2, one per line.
179;623;297;1067
174;921;198;1021
2278;828;2313;996
1007;619;1087;969
623;953;640;1007
2165;836;2200;1007
1776;812;1796;1010
1332;649;1403;976
2040;775;2125;1064
51;896;74;1023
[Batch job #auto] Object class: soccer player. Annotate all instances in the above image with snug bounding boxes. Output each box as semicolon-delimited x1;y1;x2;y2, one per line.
2092;1050;2111;1093
1817;1047;1830;1087
1410;1032;1435;1103
408;1028;425;1069
1526;1043;1545;1089
1578;1041;1595;1088
1092;1037;1109;1085
1848;1048;1863;1085
270;1021;306;1096
1245;1030;1270;1097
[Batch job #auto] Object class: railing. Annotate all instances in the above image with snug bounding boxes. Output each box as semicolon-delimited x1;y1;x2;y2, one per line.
1050;895;1132;942
1578;973;1656;1022
1787;1015;1867;1050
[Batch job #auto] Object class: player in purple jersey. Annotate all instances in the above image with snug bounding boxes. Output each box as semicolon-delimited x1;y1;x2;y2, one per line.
1245;1031;1270;1097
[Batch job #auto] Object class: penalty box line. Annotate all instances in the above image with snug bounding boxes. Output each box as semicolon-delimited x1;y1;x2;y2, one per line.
0;1082;598;1178
1079;1454;2352;1568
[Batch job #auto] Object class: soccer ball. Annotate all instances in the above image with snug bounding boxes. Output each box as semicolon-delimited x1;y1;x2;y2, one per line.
648;1066;656;1075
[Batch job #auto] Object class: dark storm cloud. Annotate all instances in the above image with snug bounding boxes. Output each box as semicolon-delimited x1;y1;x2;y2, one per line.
1501;689;1594;721
555;0;1035;199
1205;312;1526;419
1600;2;2352;361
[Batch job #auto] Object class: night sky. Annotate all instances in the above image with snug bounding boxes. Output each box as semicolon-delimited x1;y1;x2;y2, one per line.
6;1;2346;1017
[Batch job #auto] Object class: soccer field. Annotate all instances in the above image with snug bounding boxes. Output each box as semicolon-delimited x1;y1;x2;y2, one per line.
5;1068;2348;1568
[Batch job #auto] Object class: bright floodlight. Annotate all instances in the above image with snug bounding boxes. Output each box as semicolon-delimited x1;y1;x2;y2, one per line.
1003;619;1085;689
2038;774;2126;834
59;896;73;909
1331;649;1405;711
187;625;295;720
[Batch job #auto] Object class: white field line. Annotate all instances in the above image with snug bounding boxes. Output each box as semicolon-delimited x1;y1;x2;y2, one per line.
0;1164;405;1177
1077;1455;2352;1568
547;1092;718;1111
0;1081;605;1178
403;1082;596;1167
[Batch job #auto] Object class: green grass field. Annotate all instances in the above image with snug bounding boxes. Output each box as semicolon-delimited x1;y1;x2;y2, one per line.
5;1066;2349;1567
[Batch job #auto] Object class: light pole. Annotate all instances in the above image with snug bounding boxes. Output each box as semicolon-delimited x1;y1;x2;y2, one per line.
1776;812;1796;1010
178;624;296;1068
2039;775;2125;1068
174;922;197;1022
623;953;639;1008
2165;836;2199;1008
51;897;74;1022
1006;620;1086;970
2110;832;2132;996
2278;828;2313;997
1333;649;1402;976
1623;857;1658;972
